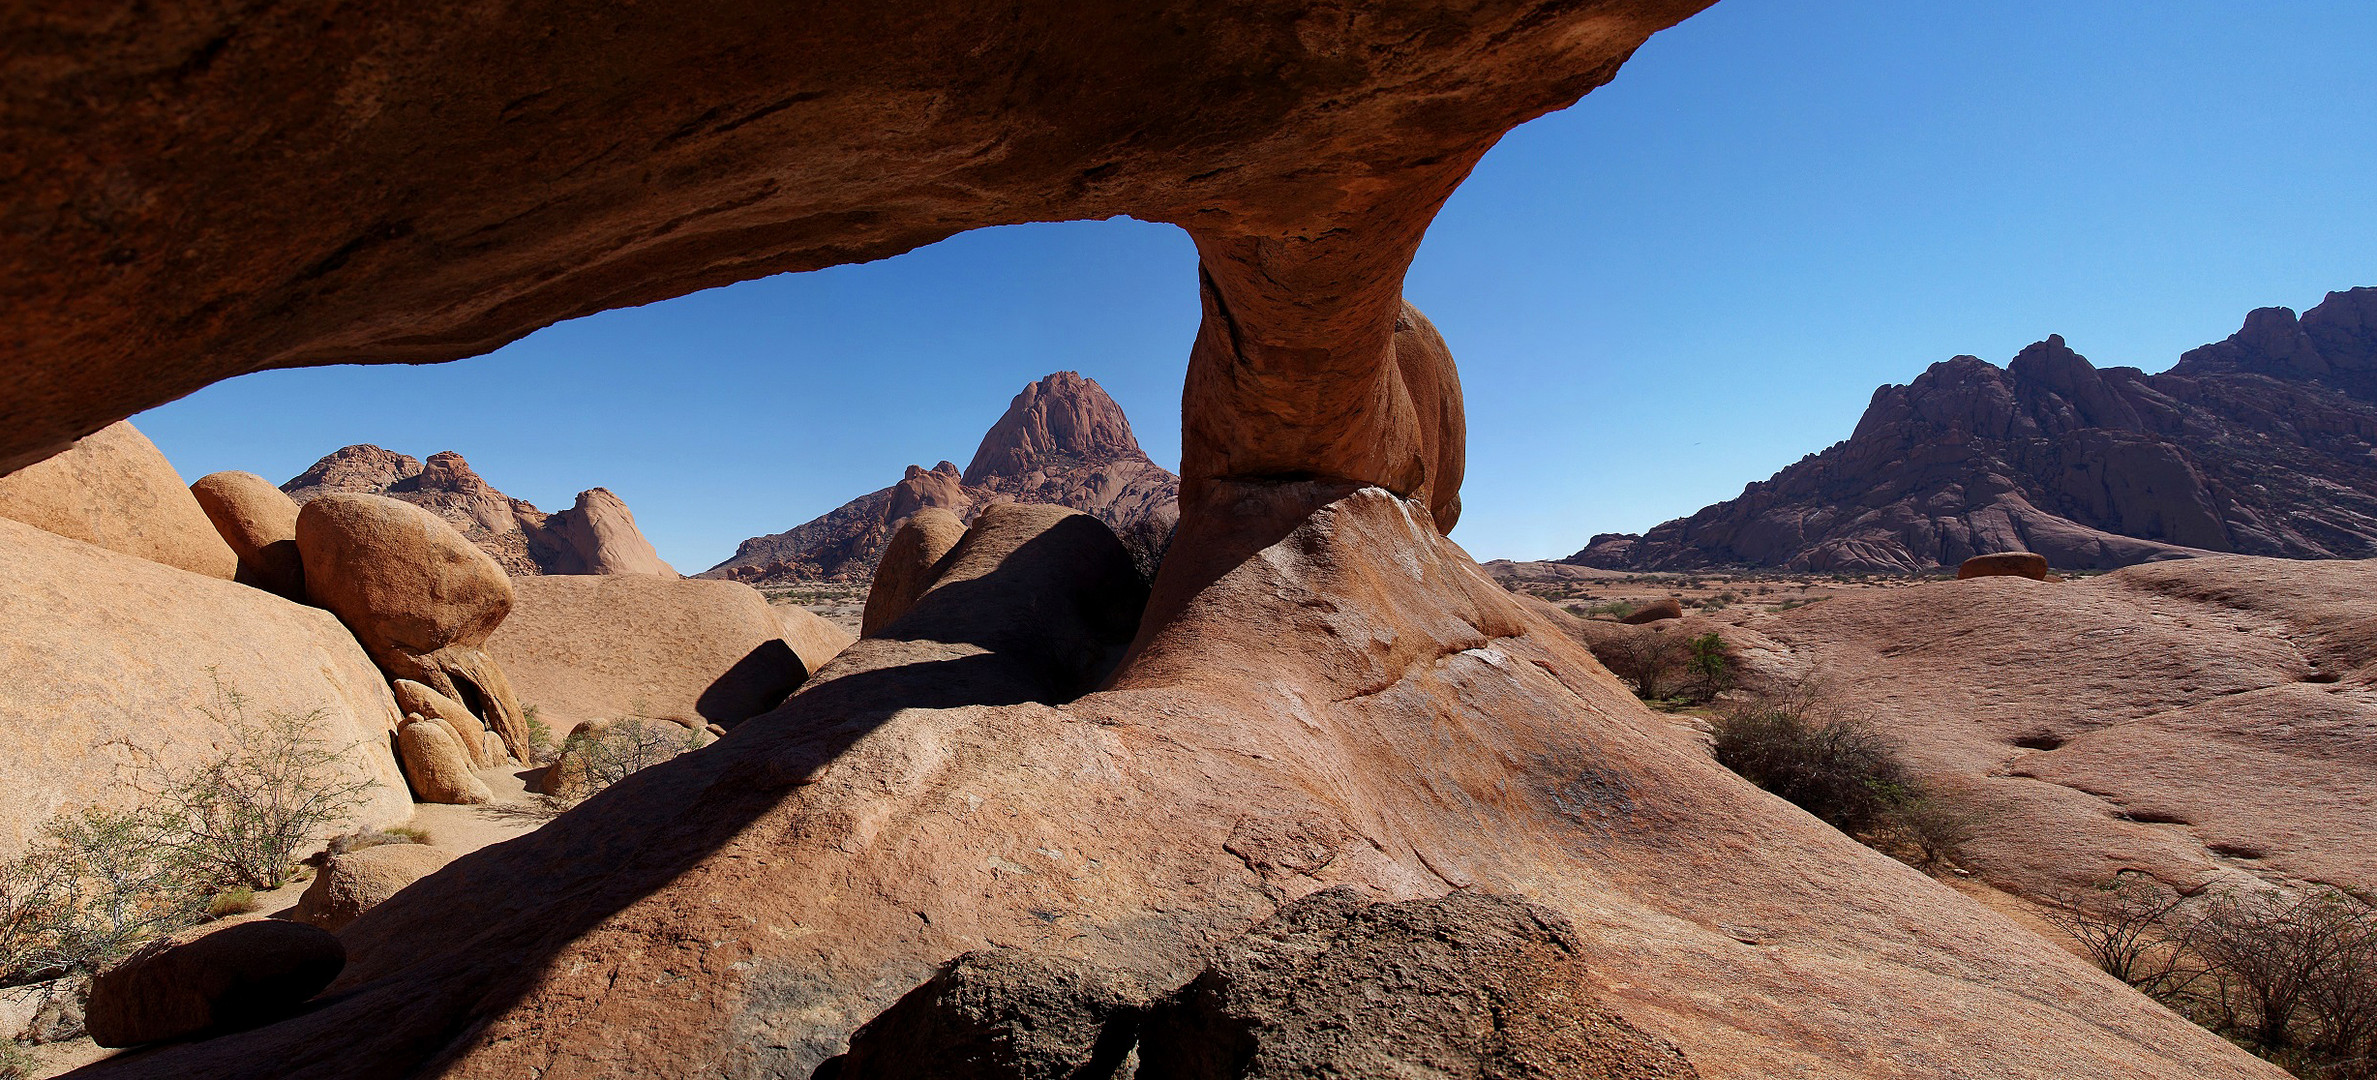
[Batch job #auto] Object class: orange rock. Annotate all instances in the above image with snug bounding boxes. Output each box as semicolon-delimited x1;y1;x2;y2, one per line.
191;470;308;601
391;680;497;768
295;844;456;932
295;493;532;759
860;507;967;638
1958;551;2050;580
774;604;855;677
484;575;811;734
540;488;677;577
396;718;493;806
0;421;237;580
85;919;345;1048
1619;597;1686;624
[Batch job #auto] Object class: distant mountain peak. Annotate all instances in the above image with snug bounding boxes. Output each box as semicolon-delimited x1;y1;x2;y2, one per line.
962;371;1146;486
1571;287;2377;573
705;371;1177;585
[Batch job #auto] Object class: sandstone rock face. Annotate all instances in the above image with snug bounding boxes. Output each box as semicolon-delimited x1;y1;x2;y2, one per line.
391;680;496;768
704;374;1179;585
859;507;967;638
486;574;811;735
774;605;855;678
1959;551;2049;580
89;485;2281;1079
295;844;456;932
1575;294;2377;572
541;487;677;576
294;493;531;758
0;515;411;854
1138;888;1699;1079
1618;598;1684;624
283;448;673;578
85;919;346;1048
396;718;493;805
0;421;238;580
1727;556;2377;901
190;470;308;600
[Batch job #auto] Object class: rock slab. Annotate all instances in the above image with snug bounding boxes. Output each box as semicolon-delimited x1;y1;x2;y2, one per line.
0;421;237;580
86;920;346;1047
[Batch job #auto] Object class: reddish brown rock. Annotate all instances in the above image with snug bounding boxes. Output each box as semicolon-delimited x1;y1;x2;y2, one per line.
396;717;493;806
706;374;1179;586
1959;551;2049;580
391;680;496;769
1618;597;1685;624
284;448;672;578
295;844;456;933
774;605;855;678
860;507;967;638
0;421;238;579
1573;300;2377;573
484;574;811;734
541;487;677;577
191;470;308;600
85;919;346;1048
0;515;412;855
294;493;531;758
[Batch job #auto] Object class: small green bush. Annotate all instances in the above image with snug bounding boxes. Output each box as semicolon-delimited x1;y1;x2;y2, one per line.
206;887;258;919
1710;692;1979;868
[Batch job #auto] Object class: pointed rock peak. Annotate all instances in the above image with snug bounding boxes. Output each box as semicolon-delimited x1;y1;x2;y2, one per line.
933;461;960;476
282;444;423;498
2008;335;2097;383
403;450;496;495
963;371;1143;485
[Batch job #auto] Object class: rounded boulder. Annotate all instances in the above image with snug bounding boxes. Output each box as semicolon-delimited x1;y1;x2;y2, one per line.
295;492;514;658
190;470;308;600
86;919;346;1047
1619;597;1686;625
1958;551;2049;581
294;844;455;932
862;507;968;638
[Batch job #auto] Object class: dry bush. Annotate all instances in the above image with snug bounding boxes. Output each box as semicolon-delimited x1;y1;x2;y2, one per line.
126;677;382;890
543;715;707;807
1709;688;1981;869
0;808;208;984
2051;879;2377;1078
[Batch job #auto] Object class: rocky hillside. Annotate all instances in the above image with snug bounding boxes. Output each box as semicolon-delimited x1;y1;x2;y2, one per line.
702;371;1179;583
1573;287;2377;572
283;446;675;577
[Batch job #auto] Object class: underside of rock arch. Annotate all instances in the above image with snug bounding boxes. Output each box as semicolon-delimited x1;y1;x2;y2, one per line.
1;2;2288;1077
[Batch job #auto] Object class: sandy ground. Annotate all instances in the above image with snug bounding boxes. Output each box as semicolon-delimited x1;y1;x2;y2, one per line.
764;583;866;637
1482;558;1964;618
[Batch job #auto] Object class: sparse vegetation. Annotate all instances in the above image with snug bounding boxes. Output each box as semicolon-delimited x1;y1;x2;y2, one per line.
543;715;707;806
324;825;431;858
1578;599;1639;620
1709;689;1979;869
0;806;207;984
124;675;383;890
522;704;561;765
2050;875;2377;1078
206;887;258;919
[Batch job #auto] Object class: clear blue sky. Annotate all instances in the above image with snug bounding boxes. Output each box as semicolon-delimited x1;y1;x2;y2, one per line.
137;0;2377;570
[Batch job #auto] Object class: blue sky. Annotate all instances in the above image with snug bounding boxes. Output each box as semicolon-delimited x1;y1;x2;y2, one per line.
137;0;2377;570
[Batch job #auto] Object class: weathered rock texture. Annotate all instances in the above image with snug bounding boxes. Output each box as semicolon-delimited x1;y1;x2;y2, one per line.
1574;289;2377;572
191;470;308;600
484;575;812;734
85;919;346;1048
391;680;497;768
824;947;1156;1079
294;493;532;759
396;717;494;805
0;4;2298;1076
295;844;456;933
1138;888;1699;1079
774;605;856;680
704;373;1178;585
1713;556;2377;901
282;448;675;578
0;420;237;580
0;515;410;854
859;507;967;638
78;485;2281;1079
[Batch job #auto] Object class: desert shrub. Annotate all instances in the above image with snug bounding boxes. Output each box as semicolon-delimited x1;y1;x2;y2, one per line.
1592;629;1686;701
546;716;706;805
1709;691;1980;868
1685;632;1733;698
1712;698;1909;835
0;807;208;984
2051;880;2377;1078
125;677;382;890
522;704;561;765
1580;599;1638;620
324;825;428;858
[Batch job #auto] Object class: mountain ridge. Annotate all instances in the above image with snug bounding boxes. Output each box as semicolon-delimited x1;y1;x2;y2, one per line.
1571;287;2377;572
